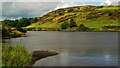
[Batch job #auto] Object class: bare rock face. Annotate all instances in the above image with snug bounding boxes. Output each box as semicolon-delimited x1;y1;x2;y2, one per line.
31;50;59;64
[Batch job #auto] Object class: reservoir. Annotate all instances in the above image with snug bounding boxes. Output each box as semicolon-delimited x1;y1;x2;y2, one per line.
3;31;118;66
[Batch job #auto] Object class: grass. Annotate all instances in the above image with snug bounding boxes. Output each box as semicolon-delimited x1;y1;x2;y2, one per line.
1;43;59;68
97;6;119;10
0;43;2;68
25;23;61;31
26;20;119;31
84;20;119;28
2;44;32;68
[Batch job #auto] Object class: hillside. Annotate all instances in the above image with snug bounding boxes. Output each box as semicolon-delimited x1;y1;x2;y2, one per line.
25;6;120;31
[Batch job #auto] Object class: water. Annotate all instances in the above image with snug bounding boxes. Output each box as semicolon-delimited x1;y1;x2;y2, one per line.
3;31;118;66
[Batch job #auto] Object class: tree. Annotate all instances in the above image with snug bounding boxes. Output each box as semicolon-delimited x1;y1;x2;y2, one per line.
17;18;30;27
29;17;38;24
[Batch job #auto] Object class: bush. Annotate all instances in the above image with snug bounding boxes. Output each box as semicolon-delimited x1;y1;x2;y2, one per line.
77;24;90;31
36;27;42;31
69;19;77;28
95;6;103;8
11;30;24;37
102;25;120;32
2;44;32;67
2;26;11;38
16;27;27;33
60;23;69;29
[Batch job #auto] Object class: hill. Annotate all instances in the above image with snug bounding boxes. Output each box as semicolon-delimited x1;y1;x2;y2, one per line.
26;6;120;32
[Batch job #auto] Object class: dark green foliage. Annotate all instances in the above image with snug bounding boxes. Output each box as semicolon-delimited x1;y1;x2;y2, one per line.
29;17;38;24
2;19;16;27
2;17;38;38
69;19;77;28
2;26;26;38
61;23;69;29
36;27;42;31
77;24;90;31
79;24;85;27
16;27;27;33
103;26;120;29
68;8;73;12
17;18;30;27
2;26;11;38
95;6;103;8
2;17;38;28
102;25;120;31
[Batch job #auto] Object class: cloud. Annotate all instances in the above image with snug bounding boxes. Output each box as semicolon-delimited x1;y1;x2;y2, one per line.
55;2;85;10
0;2;1;13
2;2;59;19
2;0;119;20
2;0;120;2
101;0;119;5
2;0;60;2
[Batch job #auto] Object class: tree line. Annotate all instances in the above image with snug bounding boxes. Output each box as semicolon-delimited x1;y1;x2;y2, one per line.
2;17;38;38
2;17;38;28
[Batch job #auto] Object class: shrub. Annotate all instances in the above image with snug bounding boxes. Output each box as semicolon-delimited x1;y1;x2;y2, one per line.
36;27;42;31
11;30;24;37
16;27;27;33
2;26;11;38
95;6;103;8
60;23;69;29
69;19;77;28
77;24;90;31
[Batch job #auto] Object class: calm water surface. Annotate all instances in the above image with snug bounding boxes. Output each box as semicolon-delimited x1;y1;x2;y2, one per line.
4;31;118;66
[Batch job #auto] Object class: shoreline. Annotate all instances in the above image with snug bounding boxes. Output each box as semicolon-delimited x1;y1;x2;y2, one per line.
28;50;59;67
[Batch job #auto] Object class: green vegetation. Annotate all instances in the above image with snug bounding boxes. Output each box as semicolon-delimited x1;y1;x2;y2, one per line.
77;24;90;31
1;6;120;33
26;6;120;32
61;22;69;29
2;26;26;39
2;17;38;38
2;17;38;28
69;19;77;28
2;44;32;68
1;44;59;68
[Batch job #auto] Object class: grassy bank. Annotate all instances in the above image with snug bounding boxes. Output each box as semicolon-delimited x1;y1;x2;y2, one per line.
2;44;32;68
1;17;37;39
2;26;27;39
1;44;59;68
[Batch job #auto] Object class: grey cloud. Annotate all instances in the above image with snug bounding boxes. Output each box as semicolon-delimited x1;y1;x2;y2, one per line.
3;0;60;2
2;2;59;19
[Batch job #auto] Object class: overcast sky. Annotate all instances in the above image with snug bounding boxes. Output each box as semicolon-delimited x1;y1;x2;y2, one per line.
2;0;119;2
0;0;119;20
2;2;59;19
